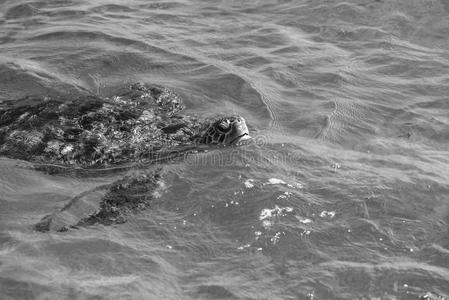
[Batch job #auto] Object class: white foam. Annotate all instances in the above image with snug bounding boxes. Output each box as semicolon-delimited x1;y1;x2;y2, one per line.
264;178;303;189
319;210;336;218
266;178;286;185
276;191;292;200
262;220;272;229
271;231;284;245
244;179;255;188
237;244;251;250
301;230;311;236
259;208;273;220
259;205;294;221
259;205;294;229
296;216;313;224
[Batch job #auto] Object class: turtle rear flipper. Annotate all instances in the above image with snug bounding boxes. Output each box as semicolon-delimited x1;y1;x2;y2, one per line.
34;186;109;232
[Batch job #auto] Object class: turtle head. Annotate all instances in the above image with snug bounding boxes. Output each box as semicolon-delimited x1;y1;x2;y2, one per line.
201;115;251;145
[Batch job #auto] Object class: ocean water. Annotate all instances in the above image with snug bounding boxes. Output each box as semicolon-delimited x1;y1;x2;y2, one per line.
1;0;449;299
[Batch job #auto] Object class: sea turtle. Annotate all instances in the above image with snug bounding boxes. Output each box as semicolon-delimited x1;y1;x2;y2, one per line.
0;83;250;168
0;83;251;231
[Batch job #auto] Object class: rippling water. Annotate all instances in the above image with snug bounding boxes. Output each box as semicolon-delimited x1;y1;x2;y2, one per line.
1;0;449;299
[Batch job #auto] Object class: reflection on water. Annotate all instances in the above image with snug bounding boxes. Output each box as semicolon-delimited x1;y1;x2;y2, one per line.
1;0;449;299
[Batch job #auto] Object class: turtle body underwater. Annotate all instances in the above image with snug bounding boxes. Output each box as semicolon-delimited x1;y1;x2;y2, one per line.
0;83;251;232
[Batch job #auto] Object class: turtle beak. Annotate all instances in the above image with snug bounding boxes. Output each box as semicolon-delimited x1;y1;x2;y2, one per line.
229;117;251;144
230;132;251;144
230;133;251;145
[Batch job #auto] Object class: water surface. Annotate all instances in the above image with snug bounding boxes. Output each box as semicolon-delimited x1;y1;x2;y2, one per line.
1;0;449;299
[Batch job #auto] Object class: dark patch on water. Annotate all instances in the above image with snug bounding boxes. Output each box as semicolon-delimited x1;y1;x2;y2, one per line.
196;285;238;299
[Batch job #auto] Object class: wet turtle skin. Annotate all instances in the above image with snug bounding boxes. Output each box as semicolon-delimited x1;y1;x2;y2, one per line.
0;83;203;167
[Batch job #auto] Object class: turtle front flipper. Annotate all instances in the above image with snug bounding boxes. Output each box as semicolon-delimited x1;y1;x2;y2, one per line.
34;169;163;232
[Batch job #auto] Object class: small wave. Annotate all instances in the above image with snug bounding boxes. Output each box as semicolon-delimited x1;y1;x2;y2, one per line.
136;2;187;10
91;4;136;14
319;259;449;297
0;58;92;99
315;98;376;145
192;72;275;124
4;3;41;20
196;285;238;299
